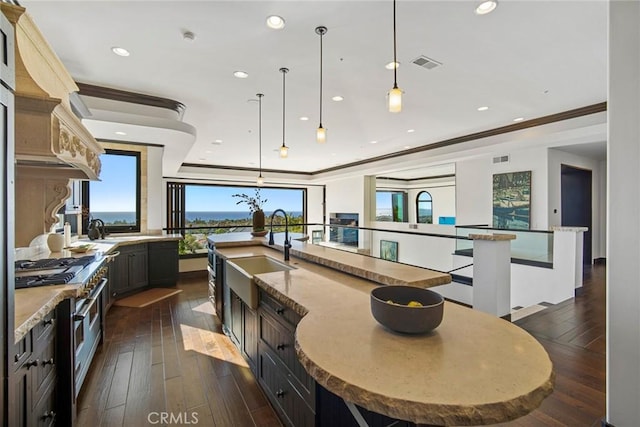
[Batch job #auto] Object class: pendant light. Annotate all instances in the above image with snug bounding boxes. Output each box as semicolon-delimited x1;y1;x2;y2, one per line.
256;93;265;186
279;67;289;158
315;26;327;143
388;0;402;113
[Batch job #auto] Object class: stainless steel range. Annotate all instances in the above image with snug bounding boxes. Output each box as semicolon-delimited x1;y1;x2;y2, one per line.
15;253;111;426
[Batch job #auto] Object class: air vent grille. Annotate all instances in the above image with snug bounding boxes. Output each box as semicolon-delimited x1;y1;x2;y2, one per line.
412;55;442;70
493;155;510;164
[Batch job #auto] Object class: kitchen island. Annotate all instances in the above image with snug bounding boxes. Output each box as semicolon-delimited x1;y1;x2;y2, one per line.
210;232;554;426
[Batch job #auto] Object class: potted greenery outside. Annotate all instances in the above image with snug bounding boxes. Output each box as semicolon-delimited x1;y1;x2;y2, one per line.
233;189;268;236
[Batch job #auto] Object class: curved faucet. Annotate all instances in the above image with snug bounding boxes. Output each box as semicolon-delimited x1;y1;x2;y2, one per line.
268;209;291;261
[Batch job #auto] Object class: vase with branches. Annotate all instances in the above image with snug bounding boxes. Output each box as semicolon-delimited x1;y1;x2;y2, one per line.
233;189;268;233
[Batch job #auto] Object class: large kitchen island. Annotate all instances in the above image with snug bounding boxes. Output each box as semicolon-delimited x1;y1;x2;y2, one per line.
209;232;554;426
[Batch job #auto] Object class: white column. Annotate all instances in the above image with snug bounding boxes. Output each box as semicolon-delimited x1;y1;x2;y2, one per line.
607;1;640;425
470;233;516;317
552;227;587;290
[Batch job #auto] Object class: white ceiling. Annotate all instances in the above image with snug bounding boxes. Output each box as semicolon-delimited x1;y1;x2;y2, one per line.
21;0;608;178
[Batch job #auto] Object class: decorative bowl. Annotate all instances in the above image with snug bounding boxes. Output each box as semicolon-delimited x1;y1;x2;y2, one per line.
370;286;444;334
251;230;269;237
67;244;95;253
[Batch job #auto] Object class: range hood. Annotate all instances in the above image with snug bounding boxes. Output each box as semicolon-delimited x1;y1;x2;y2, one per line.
1;3;104;246
1;3;103;180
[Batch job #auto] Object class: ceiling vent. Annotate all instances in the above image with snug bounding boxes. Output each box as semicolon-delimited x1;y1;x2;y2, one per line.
493;155;510;164
412;55;442;70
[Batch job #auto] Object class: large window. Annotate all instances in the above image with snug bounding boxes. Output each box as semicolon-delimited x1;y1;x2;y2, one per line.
376;191;407;222
82;149;141;233
167;183;305;255
416;191;433;224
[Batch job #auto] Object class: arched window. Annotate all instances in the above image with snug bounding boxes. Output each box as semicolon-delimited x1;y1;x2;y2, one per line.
416;191;433;224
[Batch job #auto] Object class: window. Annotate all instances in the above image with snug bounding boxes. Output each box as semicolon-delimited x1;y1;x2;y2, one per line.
167;183;306;255
376;191;407;222
82;149;141;233
416;191;433;224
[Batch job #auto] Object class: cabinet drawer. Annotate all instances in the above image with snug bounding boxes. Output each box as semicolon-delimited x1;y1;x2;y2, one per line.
32;311;55;353
258;342;315;427
259;289;302;329
32;337;56;404
32;379;56;427
259;311;315;406
12;333;32;371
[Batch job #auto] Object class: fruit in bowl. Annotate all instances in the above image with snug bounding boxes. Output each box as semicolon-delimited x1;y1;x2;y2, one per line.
371;285;444;334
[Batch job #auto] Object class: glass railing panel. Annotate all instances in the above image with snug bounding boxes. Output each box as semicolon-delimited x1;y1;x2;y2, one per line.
455;226;553;264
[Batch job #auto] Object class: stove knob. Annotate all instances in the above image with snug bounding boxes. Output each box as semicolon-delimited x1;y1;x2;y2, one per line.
80;290;90;299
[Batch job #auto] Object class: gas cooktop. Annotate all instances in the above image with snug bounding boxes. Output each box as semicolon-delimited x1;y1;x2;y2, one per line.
15;255;98;289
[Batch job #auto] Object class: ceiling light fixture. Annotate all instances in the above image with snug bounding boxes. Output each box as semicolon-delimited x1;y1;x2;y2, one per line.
256;93;265;186
233;71;249;79
111;46;130;57
266;15;285;30
477;106;489;111
388;0;402;113
299;116;309;121
475;0;498;15
385;61;400;70
370;140;378;144
332;95;344;102
315;26;328;143
279;67;289;158
115;131;127;136
407;129;415;133
513;117;524;122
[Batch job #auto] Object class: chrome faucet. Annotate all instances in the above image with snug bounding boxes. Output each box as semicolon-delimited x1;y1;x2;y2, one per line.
268;209;291;261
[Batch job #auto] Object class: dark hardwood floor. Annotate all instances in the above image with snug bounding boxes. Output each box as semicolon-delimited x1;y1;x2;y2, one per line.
78;265;606;427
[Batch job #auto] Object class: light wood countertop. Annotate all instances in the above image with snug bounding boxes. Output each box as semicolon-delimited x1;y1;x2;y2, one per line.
14;234;182;343
214;237;554;426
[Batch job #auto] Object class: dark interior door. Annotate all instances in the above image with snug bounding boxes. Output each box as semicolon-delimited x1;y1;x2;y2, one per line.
561;164;592;264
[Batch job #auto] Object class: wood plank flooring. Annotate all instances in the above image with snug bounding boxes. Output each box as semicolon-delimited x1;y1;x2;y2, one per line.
78;265;606;427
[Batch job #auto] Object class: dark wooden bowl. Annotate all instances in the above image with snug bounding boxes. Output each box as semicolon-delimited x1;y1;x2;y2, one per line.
370;286;444;334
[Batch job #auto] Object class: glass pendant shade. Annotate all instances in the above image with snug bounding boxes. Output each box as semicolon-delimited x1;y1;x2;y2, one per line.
257;175;264;186
279;145;289;158
388;86;402;113
316;126;327;144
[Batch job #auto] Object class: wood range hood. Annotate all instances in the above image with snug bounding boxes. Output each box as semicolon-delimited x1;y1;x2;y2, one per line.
1;4;104;246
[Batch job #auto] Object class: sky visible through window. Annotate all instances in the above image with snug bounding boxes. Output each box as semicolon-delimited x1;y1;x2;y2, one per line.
185;186;302;214
90;153;137;212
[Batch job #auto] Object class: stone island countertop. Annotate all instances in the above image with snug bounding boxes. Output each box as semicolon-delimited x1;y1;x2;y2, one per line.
214;236;554;426
14;234;182;343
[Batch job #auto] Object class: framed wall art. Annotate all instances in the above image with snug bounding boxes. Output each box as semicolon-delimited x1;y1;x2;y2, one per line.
492;171;531;229
380;240;398;262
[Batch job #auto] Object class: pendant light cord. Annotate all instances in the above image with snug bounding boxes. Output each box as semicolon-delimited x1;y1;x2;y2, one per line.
393;0;398;89
282;69;286;147
319;29;323;127
258;93;263;176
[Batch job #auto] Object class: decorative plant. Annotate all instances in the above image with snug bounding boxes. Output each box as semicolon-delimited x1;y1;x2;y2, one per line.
232;188;267;213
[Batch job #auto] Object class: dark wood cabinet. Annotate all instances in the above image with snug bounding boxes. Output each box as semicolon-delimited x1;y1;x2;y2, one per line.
148;240;179;287
229;290;242;348
10;311;57;427
110;243;148;298
227;286;258;374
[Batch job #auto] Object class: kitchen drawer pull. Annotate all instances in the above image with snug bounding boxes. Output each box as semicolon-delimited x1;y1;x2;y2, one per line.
275;308;285;315
25;359;39;369
42;358;54;366
42;411;56;420
43;318;54;326
276;344;286;351
276;389;285;398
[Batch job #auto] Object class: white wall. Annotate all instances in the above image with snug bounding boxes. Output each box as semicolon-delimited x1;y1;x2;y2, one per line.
456;147;548;229
147;145;164;232
407;185;455;224
607;1;640;424
547;147;605;260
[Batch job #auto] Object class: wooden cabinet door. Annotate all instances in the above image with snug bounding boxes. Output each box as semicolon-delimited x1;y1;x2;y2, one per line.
128;246;149;290
110;251;129;296
243;305;257;374
230;291;242;348
148;241;178;287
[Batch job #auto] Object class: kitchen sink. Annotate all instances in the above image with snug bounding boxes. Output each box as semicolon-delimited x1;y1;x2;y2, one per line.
225;255;294;309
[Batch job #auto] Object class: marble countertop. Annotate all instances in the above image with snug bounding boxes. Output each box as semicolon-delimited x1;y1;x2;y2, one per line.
215;241;554;425
210;232;451;288
14;234;182;343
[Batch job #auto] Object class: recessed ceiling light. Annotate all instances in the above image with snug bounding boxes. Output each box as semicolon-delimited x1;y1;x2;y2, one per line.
233;71;249;79
198;158;206;161
370;140;378;144
475;0;498;15
332;96;344;102
513;117;524;122
404;145;411;149
266;15;285;30
206;150;213;154
477;106;489;111
182;31;196;42
213;139;223;144
385;61;400;70
111;46;130;57
115;131;127;136
299;116;309;121
407;129;415;133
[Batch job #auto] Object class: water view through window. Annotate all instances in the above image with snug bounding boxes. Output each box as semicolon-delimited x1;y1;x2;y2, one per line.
88;151;140;230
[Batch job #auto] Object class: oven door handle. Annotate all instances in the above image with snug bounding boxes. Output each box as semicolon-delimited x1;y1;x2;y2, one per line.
74;278;107;321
